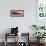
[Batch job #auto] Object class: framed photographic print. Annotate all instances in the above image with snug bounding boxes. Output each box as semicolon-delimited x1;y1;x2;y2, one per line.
37;0;46;18
10;10;24;17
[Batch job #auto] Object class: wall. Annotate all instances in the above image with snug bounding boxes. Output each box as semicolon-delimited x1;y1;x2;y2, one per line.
0;0;36;42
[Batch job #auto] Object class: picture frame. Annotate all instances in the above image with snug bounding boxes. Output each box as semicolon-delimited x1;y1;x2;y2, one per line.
37;0;46;18
10;10;24;17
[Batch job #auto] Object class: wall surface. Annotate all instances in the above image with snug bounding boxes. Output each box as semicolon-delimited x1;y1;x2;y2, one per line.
0;0;36;42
